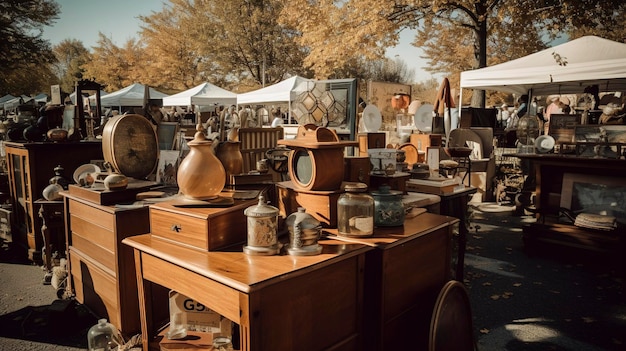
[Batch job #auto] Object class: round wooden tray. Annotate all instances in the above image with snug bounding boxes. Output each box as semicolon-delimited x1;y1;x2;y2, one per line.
102;114;159;179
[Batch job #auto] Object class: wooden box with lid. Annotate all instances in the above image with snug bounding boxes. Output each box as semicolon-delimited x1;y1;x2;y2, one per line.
149;194;259;251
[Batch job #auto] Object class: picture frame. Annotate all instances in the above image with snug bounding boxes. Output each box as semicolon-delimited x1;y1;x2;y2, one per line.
561;172;626;224
158;122;179;150
156;150;180;185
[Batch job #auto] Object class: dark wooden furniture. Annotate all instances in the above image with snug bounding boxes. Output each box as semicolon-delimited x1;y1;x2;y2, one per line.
512;154;626;261
35;199;65;284
5;141;102;262
123;234;371;351
317;212;459;351
439;187;478;281
62;191;153;337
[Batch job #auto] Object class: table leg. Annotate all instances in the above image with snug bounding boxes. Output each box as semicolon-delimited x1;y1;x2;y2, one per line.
133;250;152;351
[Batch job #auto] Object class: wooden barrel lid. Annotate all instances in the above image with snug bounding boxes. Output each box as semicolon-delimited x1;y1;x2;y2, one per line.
102;114;159;179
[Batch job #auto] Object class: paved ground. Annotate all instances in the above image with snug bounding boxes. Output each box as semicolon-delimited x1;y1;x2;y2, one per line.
466;208;626;351
0;206;624;350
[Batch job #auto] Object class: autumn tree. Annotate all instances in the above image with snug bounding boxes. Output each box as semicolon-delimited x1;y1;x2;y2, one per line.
281;0;626;107
82;34;146;92
0;0;59;94
138;0;225;92
138;0;308;93
52;39;90;93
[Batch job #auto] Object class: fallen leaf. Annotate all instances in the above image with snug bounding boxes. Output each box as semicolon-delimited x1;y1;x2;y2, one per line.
479;328;490;334
549;290;560;294
472;235;482;239
582;317;596;323
482;282;492;286
505;247;513;251
513;283;522;287
490;294;500;300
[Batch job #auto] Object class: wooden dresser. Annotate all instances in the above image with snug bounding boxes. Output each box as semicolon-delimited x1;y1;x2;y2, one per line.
62;191;151;336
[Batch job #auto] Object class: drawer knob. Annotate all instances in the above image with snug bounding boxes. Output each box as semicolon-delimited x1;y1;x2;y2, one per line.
171;224;182;232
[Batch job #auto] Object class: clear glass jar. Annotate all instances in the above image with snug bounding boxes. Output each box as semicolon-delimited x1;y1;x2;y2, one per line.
337;182;374;236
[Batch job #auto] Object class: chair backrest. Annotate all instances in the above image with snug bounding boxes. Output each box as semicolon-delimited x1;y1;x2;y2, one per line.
238;127;284;173
448;127;494;159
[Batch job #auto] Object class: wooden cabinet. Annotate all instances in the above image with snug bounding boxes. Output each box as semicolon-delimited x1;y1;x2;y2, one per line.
326;213;457;351
513;154;626;257
63;192;151;336
5;141;102;261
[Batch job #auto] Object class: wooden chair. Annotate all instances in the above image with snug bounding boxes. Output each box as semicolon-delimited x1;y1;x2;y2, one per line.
238;127;284;176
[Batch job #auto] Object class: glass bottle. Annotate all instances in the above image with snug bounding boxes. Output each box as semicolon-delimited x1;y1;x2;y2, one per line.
337;182;374;236
87;318;124;351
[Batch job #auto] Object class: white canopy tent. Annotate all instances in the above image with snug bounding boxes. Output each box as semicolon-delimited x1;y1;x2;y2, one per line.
70;90;108;104
237;75;313;105
460;36;626;97
96;83;169;109
163;82;237;106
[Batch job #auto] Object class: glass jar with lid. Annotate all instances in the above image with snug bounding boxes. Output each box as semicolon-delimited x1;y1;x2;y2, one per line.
337;182;374;236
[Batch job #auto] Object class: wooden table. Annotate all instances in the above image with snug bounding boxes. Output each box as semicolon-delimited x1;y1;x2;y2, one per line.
439;186;477;281
123;235;371;351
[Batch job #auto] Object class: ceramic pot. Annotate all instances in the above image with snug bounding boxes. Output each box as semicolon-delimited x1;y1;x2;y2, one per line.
371;185;405;227
285;207;322;255
177;124;226;199
216;141;243;184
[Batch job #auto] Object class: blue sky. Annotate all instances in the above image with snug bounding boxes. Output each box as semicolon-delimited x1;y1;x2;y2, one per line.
42;0;435;83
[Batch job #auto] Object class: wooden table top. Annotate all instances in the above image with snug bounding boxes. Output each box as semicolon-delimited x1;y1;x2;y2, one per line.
123;233;371;294
123;212;458;293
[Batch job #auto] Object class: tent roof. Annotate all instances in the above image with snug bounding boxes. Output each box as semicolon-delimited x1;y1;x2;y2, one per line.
163;82;237;106
237;76;313;105
0;94;16;105
460;36;626;95
99;83;169;107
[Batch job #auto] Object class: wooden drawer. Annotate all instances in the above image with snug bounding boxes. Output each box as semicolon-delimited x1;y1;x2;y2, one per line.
69;199;115;232
69;247;120;328
149;198;256;251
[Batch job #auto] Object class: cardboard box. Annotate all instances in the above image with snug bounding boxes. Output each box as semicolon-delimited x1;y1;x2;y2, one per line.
159;291;233;350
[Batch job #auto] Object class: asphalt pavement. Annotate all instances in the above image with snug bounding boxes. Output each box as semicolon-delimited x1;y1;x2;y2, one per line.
0;206;625;350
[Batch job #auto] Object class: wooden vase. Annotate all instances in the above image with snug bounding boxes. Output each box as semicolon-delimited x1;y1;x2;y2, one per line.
216;141;243;185
177;124;226;199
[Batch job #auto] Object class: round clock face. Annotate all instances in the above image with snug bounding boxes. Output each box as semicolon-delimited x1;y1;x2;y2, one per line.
292;149;313;186
102;114;158;179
